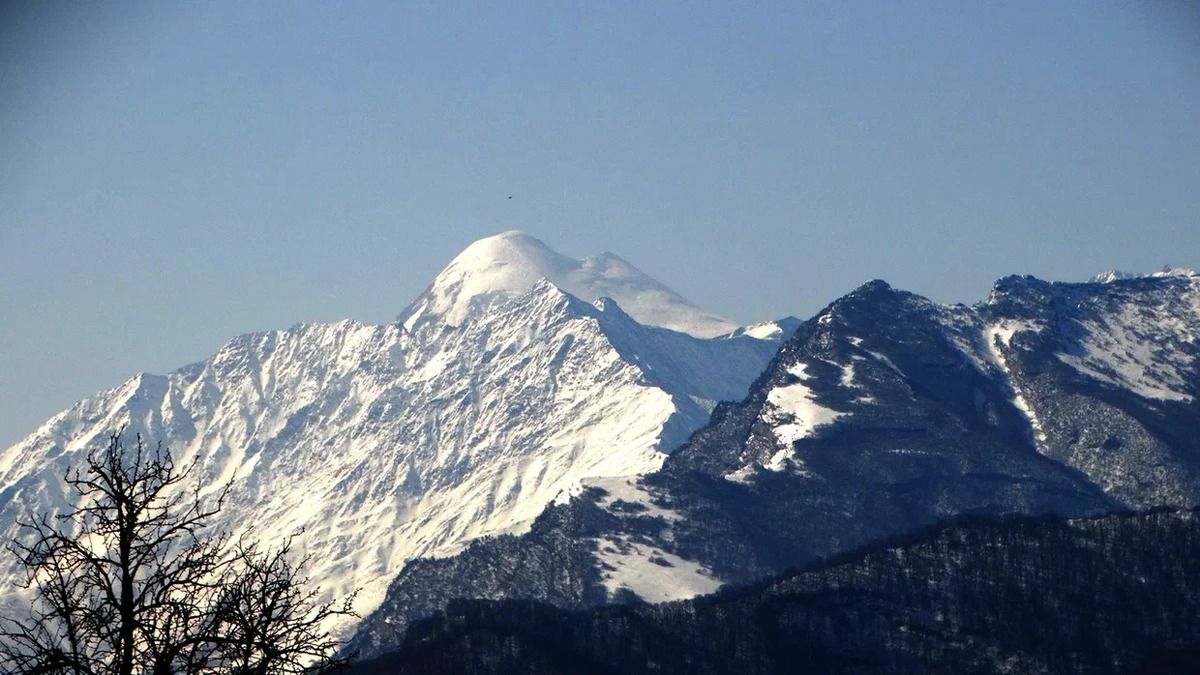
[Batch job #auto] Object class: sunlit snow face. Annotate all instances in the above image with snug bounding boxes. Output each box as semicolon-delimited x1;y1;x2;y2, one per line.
0;232;788;638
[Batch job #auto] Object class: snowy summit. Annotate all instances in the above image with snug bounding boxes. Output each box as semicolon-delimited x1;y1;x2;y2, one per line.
400;231;739;338
0;231;788;636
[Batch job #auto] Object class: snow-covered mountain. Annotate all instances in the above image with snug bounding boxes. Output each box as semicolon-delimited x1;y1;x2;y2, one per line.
349;269;1200;657
401;230;739;338
0;232;790;631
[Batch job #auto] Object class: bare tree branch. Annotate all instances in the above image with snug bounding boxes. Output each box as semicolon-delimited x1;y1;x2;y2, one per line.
0;431;355;675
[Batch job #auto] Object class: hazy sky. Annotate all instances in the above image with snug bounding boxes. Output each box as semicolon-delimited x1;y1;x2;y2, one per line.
2;1;1198;448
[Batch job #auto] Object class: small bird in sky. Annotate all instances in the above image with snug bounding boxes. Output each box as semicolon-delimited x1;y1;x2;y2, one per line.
507;195;513;199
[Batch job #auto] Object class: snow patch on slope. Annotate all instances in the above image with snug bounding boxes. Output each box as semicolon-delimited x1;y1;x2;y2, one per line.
594;536;723;603
589;475;683;522
764;363;846;447
983;321;1048;447
585;475;723;602
1055;295;1197;402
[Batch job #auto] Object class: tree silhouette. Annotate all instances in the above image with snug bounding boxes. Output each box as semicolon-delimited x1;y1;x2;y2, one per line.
0;431;353;675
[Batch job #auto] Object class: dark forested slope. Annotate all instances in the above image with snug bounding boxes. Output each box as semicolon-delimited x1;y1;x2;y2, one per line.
353;508;1200;675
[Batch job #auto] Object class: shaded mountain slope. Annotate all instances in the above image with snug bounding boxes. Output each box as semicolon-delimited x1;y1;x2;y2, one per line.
350;270;1200;656
353;508;1200;675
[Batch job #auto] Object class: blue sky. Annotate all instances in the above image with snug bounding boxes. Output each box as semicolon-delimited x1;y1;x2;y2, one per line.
2;1;1198;447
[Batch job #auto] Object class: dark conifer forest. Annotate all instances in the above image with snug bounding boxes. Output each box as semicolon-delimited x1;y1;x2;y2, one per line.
351;509;1200;675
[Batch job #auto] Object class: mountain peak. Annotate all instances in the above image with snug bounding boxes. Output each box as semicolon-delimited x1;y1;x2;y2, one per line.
851;279;894;295
400;232;740;338
449;230;568;275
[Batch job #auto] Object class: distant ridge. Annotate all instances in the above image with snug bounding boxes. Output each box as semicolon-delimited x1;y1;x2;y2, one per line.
1090;265;1198;284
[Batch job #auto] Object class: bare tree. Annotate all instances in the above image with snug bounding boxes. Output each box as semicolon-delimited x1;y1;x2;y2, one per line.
0;431;353;675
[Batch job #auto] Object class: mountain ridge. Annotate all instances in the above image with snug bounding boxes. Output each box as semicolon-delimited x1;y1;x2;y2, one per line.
348;269;1200;656
0;234;790;635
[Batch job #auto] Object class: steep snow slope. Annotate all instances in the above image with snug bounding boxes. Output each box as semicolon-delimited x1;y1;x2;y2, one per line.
0;235;788;632
400;231;739;338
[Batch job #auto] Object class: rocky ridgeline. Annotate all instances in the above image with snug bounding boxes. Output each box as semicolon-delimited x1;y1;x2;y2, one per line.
349;270;1200;657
